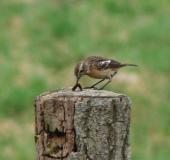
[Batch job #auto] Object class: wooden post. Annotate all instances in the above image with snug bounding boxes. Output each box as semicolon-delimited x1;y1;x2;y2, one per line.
34;88;131;160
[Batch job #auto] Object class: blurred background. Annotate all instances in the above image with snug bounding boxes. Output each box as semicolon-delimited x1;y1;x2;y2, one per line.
0;0;170;160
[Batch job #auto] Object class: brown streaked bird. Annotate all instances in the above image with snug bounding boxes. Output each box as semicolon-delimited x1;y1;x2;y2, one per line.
74;56;138;90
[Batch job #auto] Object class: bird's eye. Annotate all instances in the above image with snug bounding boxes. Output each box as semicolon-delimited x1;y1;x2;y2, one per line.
80;70;83;72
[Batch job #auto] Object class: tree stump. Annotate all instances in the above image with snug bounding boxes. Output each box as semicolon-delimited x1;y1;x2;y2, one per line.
34;88;131;160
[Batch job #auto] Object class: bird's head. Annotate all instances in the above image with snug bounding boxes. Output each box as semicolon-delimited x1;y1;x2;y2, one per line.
74;61;87;83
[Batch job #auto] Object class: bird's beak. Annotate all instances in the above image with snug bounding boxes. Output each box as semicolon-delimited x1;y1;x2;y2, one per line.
76;76;81;83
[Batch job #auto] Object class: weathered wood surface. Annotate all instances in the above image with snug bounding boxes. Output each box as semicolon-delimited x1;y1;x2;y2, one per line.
34;88;131;160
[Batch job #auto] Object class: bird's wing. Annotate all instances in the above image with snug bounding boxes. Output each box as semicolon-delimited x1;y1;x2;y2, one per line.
89;56;122;70
96;59;111;69
108;59;124;69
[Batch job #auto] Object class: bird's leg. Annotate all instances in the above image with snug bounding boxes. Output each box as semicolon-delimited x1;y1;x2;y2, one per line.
83;79;105;89
99;79;111;90
111;71;118;78
99;71;118;90
90;79;105;88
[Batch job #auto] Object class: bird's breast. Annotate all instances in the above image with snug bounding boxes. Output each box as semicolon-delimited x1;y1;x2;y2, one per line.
87;68;116;79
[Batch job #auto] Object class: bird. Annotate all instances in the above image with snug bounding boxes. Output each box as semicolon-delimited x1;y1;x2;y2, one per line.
73;56;138;90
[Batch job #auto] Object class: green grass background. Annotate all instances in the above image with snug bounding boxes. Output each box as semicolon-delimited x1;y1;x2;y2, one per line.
0;0;170;159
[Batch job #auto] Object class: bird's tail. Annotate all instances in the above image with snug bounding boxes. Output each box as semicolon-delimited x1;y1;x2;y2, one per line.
121;63;138;67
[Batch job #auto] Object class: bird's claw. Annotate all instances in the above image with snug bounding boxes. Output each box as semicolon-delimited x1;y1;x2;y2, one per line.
83;86;98;90
93;88;100;90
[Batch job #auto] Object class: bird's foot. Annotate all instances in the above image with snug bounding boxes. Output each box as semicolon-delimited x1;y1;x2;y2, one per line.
83;86;98;90
98;87;104;90
93;88;101;90
98;88;103;91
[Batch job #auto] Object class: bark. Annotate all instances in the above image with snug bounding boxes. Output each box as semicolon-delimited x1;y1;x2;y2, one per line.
34;88;131;160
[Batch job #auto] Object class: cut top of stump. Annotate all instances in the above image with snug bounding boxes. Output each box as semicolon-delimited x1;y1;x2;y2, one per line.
39;87;126;98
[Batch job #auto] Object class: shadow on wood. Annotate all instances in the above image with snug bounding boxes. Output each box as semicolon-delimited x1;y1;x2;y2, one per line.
34;88;131;160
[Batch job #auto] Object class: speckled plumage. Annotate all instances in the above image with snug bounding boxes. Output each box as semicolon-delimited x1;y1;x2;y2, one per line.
74;56;138;90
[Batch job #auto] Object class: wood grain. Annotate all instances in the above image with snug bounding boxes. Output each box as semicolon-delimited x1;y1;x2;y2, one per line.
34;88;131;160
